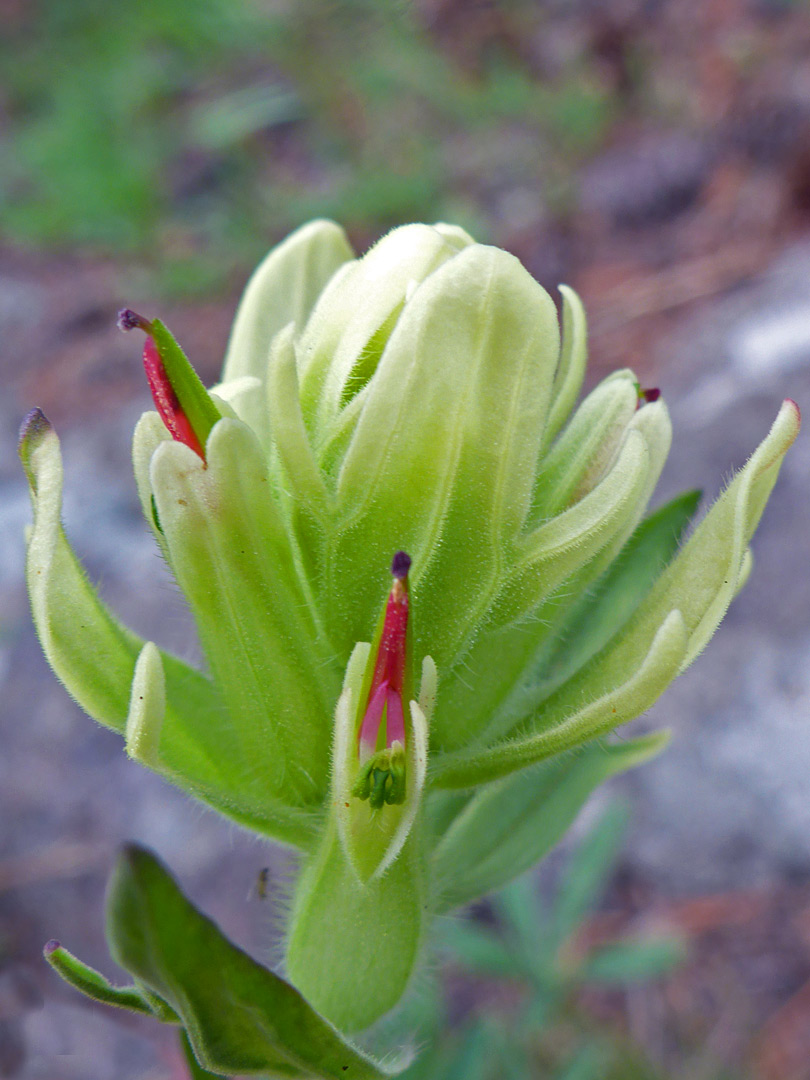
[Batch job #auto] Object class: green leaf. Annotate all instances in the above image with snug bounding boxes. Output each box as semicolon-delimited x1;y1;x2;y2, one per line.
223;219;354;383
20;409;147;731
125;642;320;849
537;399;799;719
151;418;341;807
434;384;781;773
430;611;686;789
19;410;214;740
494;875;541;954
19;412;315;847
434;396;671;755
267;325;332;520
552;1043;606;1080
540;284;589;453
326;242;561;683
431;733;667;912
516;489;702;709
533;370;637;521
659;401;798;671
106;844;406;1079
581;938;685;984
179;1028;226;1079
553;801;629;943
475;401;794;790
493;430;651;628
437;921;521;978
434;397;673;760
298;223;473;437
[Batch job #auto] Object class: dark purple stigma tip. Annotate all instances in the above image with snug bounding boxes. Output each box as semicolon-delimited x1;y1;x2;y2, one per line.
117;308;152;333
642;387;661;403
43;939;60;956
391;551;411;579
18;407;51;450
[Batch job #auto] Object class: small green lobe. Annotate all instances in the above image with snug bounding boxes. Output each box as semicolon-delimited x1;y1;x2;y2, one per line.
44;939;157;1016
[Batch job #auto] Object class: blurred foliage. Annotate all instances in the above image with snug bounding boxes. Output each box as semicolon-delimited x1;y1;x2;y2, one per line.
0;0;615;294
374;803;739;1080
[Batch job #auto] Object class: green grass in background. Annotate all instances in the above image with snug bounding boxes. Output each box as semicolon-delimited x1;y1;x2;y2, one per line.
0;0;616;295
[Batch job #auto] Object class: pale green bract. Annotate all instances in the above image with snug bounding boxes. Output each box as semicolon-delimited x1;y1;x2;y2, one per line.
22;220;798;1051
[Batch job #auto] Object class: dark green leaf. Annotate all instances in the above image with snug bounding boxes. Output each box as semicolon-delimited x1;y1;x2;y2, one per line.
437;921;521;979
485;1015;532;1080
553;802;629;944
180;1028;226;1079
552;1042;606;1080
582;938;685;984
106;844;406;1079
520;490;701;706
431;733;667;913
494;876;540;954
440;1022;497;1080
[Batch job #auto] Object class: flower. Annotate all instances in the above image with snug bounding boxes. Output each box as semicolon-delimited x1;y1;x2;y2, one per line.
21;220;799;1030
353;550;411;807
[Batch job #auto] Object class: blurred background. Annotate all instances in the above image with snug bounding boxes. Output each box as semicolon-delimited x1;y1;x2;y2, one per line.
2;0;810;1076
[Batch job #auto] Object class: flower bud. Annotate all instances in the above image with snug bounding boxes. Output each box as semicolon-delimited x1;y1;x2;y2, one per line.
296;223;474;438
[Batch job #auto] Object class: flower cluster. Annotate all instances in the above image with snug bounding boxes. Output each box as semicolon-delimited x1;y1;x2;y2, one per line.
21;221;798;1034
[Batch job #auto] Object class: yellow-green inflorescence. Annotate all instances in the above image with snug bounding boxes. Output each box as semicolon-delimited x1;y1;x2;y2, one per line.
21;220;799;1033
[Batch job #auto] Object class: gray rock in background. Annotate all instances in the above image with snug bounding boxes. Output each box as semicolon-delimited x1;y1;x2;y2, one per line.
621;242;810;893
